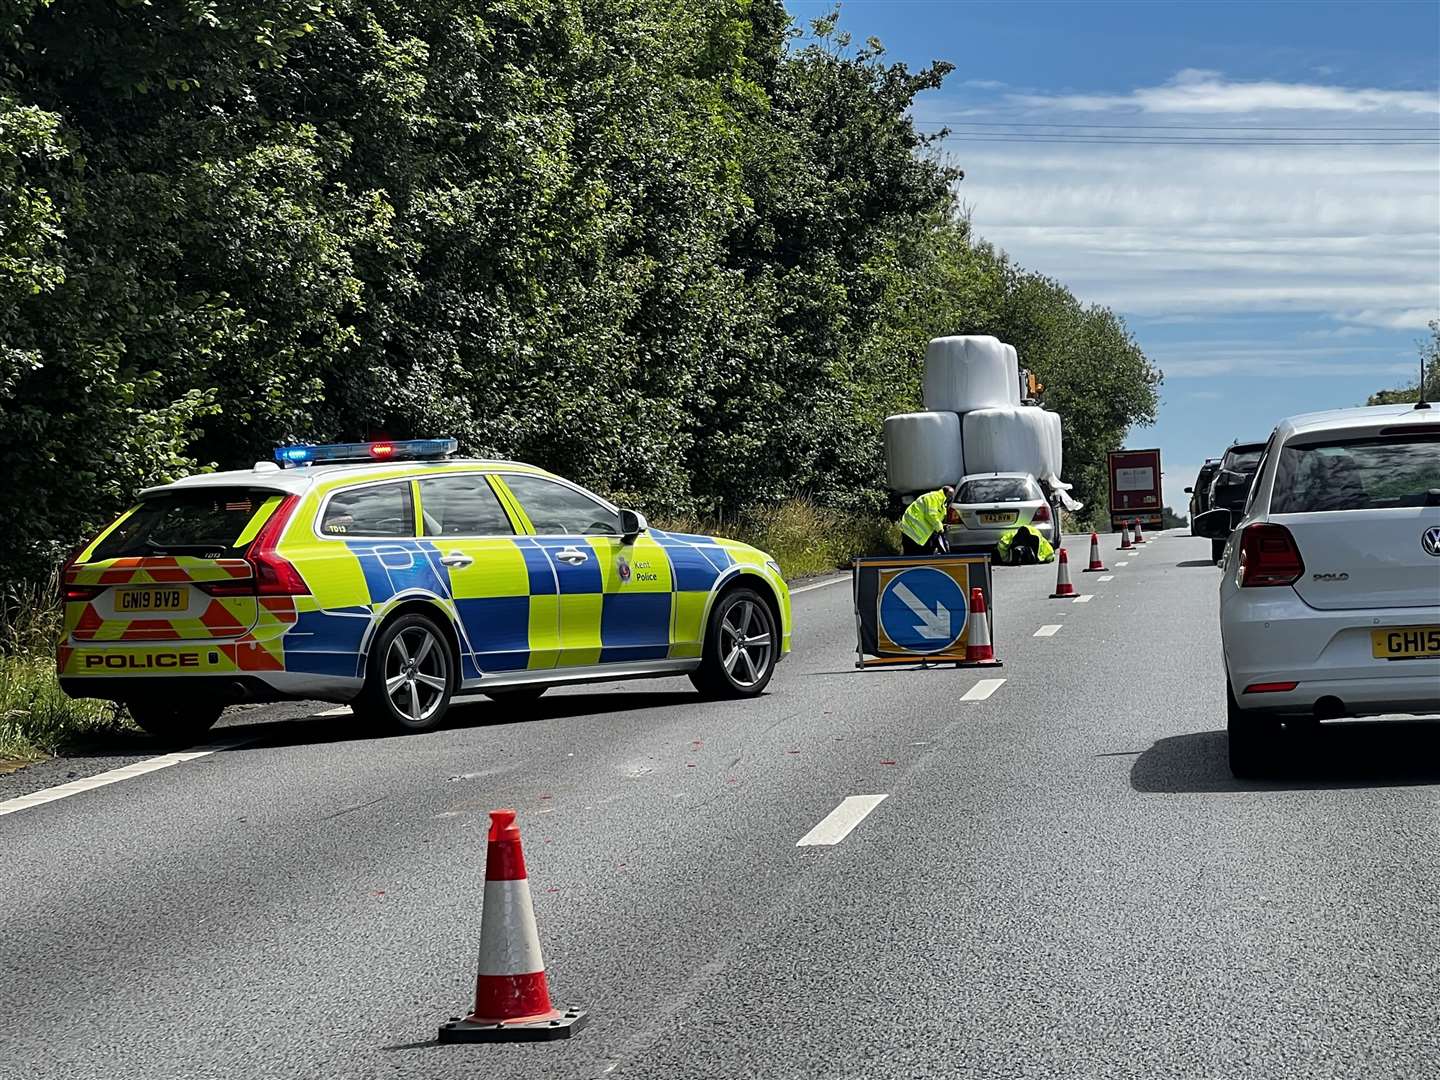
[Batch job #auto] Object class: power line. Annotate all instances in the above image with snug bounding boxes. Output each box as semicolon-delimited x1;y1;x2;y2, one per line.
914;119;1440;132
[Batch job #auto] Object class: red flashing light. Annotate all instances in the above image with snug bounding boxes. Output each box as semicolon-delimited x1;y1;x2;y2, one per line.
1243;681;1299;694
369;442;396;459
1238;523;1304;588
63;585;103;603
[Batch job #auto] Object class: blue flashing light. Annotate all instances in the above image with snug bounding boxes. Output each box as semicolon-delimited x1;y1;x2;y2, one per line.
272;438;458;468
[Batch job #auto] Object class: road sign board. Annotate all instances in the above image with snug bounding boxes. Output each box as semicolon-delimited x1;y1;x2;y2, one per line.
852;554;995;667
877;566;968;654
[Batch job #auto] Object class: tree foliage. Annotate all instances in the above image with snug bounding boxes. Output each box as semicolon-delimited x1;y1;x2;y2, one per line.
1367;320;1440;406
0;0;1159;583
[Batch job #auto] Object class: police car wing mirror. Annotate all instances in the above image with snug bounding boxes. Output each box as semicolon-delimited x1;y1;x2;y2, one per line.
620;509;649;544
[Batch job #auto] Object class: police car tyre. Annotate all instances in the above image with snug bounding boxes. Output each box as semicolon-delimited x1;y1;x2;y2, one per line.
355;613;455;733
483;686;548;704
127;700;224;743
691;586;777;698
1226;678;1280;779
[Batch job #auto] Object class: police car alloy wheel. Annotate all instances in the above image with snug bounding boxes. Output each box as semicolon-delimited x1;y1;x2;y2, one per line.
127;700;225;744
357;614;454;732
692;587;777;698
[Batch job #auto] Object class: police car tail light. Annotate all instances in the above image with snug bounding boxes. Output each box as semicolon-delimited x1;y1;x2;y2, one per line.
1238;523;1304;587
63;584;103;603
245;495;310;596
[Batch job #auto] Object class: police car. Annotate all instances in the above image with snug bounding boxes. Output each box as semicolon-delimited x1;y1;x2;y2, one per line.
59;440;792;740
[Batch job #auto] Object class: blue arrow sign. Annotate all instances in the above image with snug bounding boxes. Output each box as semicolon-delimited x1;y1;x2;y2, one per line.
878;567;969;654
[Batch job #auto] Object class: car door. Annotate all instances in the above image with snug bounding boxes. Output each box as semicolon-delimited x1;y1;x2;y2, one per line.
496;473;674;668
414;473;553;678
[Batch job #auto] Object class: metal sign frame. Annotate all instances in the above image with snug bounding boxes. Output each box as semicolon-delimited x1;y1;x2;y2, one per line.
851;554;998;669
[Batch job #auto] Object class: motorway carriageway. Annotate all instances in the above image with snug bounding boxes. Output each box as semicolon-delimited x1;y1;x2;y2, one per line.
2;532;1438;1080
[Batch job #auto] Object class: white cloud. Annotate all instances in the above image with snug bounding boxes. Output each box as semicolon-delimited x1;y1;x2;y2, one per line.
1007;68;1440;115
962;79;1007;90
1337;308;1438;329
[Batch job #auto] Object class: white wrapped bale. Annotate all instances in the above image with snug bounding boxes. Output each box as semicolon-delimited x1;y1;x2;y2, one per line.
1038;408;1063;477
962;406;1058;479
922;336;1020;413
884;411;965;493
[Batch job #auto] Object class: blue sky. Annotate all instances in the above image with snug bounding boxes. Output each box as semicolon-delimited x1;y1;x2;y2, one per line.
786;0;1440;511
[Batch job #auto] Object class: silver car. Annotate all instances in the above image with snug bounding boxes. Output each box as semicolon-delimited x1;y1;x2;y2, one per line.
943;472;1058;551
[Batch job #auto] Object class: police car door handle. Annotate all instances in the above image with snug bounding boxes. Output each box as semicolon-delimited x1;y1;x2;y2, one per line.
556;546;589;565
439;552;473;568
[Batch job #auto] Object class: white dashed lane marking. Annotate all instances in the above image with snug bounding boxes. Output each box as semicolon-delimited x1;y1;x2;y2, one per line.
960;678;1006;702
796;794;888;847
1116;561;1129;567
1034;625;1063;637
1098;575;1114;581
1074;595;1094;603
0;739;248;818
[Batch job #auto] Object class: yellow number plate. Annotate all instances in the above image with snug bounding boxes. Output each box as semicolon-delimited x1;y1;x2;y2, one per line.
980;512;1016;525
115;587;186;613
1371;627;1440;660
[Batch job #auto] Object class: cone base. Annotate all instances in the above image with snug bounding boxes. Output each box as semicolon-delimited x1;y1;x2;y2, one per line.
439;1008;589;1043
960;657;1004;667
1050;591;1079;598
1081;566;1108;573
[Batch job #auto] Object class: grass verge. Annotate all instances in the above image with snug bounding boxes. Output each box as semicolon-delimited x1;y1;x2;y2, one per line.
0;579;133;763
657;498;899;580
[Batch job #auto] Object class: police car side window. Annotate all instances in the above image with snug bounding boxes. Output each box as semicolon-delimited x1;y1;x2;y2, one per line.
503;474;621;535
418;476;514;537
321;483;414;537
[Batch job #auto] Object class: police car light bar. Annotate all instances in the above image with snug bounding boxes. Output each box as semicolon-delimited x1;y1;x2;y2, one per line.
273;439;458;468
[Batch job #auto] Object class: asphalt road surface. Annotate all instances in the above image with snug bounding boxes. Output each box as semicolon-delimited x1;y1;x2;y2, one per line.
3;532;1438;1080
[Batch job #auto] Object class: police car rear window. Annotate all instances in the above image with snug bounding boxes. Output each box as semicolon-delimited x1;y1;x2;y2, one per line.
89;489;271;560
1271;434;1440;513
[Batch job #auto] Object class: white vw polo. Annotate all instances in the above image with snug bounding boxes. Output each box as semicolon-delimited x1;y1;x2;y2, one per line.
1194;403;1440;776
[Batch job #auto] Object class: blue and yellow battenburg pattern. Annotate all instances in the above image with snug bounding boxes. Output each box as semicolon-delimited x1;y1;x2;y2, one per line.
61;462;791;685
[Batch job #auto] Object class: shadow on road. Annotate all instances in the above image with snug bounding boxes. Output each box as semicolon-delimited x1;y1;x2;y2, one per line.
1174;559;1219;568
1131;719;1440;793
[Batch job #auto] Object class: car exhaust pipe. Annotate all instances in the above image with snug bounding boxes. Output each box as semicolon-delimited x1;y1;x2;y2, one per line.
1313;696;1347;722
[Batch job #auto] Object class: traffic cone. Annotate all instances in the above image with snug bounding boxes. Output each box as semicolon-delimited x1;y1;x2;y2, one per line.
964;586;1000;665
1133;519;1147;544
1118;522;1133;550
439;810;589;1043
1049;548;1079;598
1082;532;1107;572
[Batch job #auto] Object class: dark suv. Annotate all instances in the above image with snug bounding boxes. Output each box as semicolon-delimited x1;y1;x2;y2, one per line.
1205;441;1266;560
1185;460;1220;530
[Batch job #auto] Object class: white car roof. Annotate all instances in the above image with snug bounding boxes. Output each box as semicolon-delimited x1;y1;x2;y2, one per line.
1274;403;1429;442
142;458;532;497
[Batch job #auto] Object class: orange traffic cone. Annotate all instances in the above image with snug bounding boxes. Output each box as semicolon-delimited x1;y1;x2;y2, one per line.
1050;548;1079;598
1082;532;1107;572
1118;522;1133;550
439;810;589;1043
1133;519;1147;544
964;586;1000;665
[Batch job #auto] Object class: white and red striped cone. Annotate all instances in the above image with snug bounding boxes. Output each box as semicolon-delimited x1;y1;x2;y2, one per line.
1082;531;1107;572
1049;548;1079;598
1133;519;1147;544
964;586;1001;665
439;810;588;1043
1118;522;1133;550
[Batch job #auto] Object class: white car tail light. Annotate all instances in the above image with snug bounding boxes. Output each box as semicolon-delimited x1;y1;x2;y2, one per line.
1238;523;1304;587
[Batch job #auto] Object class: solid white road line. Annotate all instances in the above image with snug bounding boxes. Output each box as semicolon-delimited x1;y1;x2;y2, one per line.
1098;575;1114;582
1073;595;1094;604
790;573;849;596
1034;625;1062;637
960;678;1006;702
0;740;244;818
796;794;888;847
